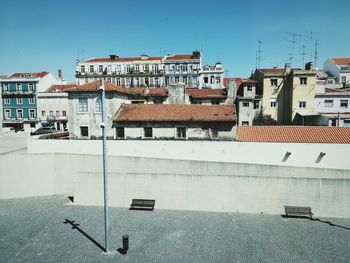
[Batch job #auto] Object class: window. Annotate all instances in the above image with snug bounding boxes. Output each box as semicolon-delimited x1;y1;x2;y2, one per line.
331;119;337;127
78;98;88;112
341;76;346;84
143;127;153;138
95;97;102;112
80;126;89;137
175;76;179;83
300;77;307;85
204;77;209;84
126;65;131;73
242;102;250;107
49;111;53;116
145;77;149;86
41;110;46;117
135;65;140;73
242;121;249;126
299;101;306;108
81;66;85;73
254;100;260;109
216;77;221;84
134;77;140;87
29;83;34;91
4;98;10;104
165;77;169;86
16;83;22;91
17;98;23;104
327;79;334;84
4;109;11;119
116;78;121;86
210;76;215;84
56;110;60;116
341;100;348;108
126;78;131;87
211;129;218;138
29;98;35;104
3;83;9;91
116;65;121;73
270;99;277;108
29;109;35;119
183;76;188;84
144;64;149;73
107;65;112;73
154;77;159;87
62;110;66;116
90;65;94;73
247;85;253;91
99;65;103;73
324;99;333;108
17;109;23;119
176;127;186;139
116;127;125;138
270;79;278;86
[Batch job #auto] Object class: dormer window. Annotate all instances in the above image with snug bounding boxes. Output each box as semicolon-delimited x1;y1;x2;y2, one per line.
270;79;278;86
247;85;253;91
90;65;94;73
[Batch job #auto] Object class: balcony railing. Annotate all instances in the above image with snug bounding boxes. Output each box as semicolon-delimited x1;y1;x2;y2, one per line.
76;70;164;77
2;90;35;95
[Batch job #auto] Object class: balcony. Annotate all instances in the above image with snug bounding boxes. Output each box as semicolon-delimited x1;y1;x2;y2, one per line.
47;115;68;121
2;90;35;95
76;70;164;78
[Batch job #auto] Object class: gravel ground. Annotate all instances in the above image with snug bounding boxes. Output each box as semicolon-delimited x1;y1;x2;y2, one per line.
0;196;349;263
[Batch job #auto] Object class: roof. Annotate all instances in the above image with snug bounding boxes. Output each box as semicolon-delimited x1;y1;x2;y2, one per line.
331;58;350;65
258;68;285;74
237;126;350;144
8;72;49;78
115;104;236;122
164;54;199;61
46;84;76;93
64;81;168;97
186;88;227;99
85;56;162;63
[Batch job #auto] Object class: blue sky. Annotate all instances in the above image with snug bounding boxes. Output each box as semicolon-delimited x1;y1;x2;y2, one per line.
0;0;349;82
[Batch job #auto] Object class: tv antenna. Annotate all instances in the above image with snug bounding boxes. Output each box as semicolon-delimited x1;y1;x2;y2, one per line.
301;45;307;66
256;40;262;69
309;31;314;62
286;32;302;65
314;40;319;67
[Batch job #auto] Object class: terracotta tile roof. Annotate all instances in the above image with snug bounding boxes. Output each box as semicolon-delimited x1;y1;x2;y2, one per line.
8;72;49;78
115;104;236;122
258;68;285;74
331;58;350;65
164;54;198;61
237;126;350;144
223;78;235;87
85;57;162;63
186;88;227;99
46;84;76;93
64;81;167;97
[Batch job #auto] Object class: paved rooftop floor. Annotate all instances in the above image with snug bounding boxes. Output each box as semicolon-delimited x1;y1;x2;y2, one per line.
0;132;29;154
0;196;349;262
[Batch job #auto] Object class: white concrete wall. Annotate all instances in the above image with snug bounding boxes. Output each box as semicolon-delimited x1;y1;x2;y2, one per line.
27;139;350;170
314;94;350;113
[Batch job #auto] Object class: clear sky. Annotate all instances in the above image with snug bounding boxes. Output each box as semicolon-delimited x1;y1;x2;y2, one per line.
0;0;349;82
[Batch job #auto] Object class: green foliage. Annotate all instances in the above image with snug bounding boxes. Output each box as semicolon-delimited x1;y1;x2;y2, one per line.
253;112;278;125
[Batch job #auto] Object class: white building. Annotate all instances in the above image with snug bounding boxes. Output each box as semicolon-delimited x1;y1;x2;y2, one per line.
314;88;350;127
200;62;224;89
324;58;350;87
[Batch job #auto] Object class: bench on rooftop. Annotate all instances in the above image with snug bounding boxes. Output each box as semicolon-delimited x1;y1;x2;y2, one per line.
130;199;155;211
284;205;313;219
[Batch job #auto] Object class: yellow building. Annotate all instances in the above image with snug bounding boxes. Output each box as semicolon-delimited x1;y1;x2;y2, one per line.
253;63;316;124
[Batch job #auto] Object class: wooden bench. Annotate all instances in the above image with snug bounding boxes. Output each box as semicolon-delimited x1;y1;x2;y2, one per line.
130;199;155;211
284;206;313;219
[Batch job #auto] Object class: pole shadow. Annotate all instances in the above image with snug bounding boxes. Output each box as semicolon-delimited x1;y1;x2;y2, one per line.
63;218;106;252
311;218;350;231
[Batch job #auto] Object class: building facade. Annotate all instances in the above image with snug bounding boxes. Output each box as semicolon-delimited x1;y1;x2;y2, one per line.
252;63;317;124
324;58;350;87
1;72;60;131
113;104;236;140
200;62;224;89
233;78;262;126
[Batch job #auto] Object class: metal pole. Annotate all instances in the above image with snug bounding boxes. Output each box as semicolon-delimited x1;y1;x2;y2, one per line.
100;82;109;252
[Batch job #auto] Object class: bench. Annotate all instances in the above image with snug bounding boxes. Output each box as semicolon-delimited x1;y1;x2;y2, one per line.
130;199;155;211
284;206;313;219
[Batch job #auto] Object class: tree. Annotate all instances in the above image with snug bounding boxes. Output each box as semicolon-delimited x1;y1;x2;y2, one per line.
253;112;278;125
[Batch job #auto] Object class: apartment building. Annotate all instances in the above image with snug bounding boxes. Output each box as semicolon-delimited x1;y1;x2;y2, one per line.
252;63;317;124
200;62;224;89
324;58;350;87
1;72;61;131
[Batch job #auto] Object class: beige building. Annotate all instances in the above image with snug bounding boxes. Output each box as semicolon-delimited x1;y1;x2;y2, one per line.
253;63;316;124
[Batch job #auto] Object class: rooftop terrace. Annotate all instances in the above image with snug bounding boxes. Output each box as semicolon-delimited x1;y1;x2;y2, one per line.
1;196;349;262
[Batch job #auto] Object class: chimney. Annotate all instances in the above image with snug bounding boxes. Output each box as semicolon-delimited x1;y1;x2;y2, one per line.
305;62;314;70
284;63;291;74
58;69;62;80
167;83;185;104
226;80;237;105
192;50;201;59
109;54;118;59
